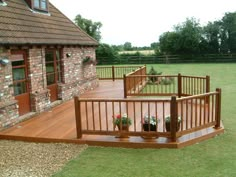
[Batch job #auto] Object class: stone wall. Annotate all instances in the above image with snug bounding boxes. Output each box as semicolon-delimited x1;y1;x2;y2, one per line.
0;47;19;129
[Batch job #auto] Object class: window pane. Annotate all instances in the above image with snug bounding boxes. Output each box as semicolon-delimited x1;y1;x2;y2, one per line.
14;82;27;96
41;0;47;9
34;0;40;8
12;60;24;67
13;68;25;81
46;63;55;73
47;74;55;85
45;51;54;62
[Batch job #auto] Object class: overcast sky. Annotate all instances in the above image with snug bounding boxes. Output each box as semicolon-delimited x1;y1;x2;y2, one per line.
50;0;236;47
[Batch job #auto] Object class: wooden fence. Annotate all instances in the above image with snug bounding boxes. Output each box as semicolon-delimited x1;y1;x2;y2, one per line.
74;88;221;141
124;73;210;98
96;65;144;81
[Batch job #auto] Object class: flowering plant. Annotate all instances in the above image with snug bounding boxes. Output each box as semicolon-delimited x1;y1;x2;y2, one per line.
142;115;158;125
114;113;132;126
165;115;181;123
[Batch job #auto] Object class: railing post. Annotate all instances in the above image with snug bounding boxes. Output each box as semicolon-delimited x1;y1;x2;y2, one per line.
170;96;177;142
123;74;127;98
74;96;82;138
112;65;115;81
215;88;222;129
178;73;182;98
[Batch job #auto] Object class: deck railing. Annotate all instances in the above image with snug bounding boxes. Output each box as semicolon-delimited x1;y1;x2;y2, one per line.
74;88;221;141
96;65;143;81
124;73;210;98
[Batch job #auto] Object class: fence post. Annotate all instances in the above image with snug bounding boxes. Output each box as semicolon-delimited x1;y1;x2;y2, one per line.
170;96;177;142
112;65;115;81
123;74;127;98
74;96;82;138
215;88;222;129
178;73;182;98
205;75;210;104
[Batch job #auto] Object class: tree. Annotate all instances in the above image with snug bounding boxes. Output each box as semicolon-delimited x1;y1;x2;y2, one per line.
123;42;132;51
96;43;119;63
175;18;202;54
74;14;102;42
220;12;236;53
159;31;180;54
201;21;221;53
158;18;202;54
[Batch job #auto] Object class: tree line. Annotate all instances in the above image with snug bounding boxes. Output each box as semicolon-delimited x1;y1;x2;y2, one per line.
74;12;236;62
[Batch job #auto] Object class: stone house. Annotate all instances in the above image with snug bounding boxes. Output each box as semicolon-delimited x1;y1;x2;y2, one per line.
0;0;99;130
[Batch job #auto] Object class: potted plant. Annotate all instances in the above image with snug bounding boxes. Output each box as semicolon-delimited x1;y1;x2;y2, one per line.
114;113;132;131
165;115;181;132
82;56;96;65
142;115;158;131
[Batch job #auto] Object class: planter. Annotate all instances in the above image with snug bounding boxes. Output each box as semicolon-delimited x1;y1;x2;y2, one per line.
117;124;129;131
142;124;158;139
116;124;129;138
142;124;156;131
165;122;180;132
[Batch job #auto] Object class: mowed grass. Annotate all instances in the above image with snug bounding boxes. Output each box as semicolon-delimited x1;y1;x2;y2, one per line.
53;64;236;177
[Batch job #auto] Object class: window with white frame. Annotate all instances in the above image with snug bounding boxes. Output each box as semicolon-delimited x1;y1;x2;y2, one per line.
33;0;48;11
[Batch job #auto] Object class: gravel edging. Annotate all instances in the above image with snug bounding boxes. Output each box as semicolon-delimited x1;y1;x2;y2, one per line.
0;140;88;177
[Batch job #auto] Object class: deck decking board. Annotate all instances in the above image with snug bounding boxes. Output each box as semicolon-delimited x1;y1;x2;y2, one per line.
0;80;224;148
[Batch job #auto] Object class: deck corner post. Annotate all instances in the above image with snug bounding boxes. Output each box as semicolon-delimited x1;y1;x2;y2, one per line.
123;74;127;98
215;88;222;129
112;65;115;81
74;96;82;138
178;73;182;98
170;95;177;142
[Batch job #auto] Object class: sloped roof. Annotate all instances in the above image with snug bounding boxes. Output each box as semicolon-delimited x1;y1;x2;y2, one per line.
0;0;98;46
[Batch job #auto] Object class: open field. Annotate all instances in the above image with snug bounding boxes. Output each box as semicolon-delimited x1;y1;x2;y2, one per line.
52;63;236;177
118;50;155;55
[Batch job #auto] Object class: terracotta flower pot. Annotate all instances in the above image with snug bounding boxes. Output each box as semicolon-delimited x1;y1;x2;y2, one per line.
117;124;129;131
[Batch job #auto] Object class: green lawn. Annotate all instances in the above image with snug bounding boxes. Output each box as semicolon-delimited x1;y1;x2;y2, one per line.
53;64;236;177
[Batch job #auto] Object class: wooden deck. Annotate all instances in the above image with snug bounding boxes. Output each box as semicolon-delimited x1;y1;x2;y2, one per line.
0;80;224;148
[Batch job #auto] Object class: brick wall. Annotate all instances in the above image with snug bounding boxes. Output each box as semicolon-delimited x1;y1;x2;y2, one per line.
0;46;99;130
0;47;19;129
28;48;50;112
58;46;98;101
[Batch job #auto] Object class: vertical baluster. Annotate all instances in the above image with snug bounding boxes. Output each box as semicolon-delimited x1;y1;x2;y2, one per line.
105;102;108;131
203;96;206;124
92;101;95;130
155;101;158;131
85;101;88;130
191;99;193;128
112;101;115;131
141;101;143;131
186;99;189;129
200;98;202;126
98;101;101;130
162;102;165;132
195;98;198;127
180;100;183;131
133;101;136;132
148;101;150;131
